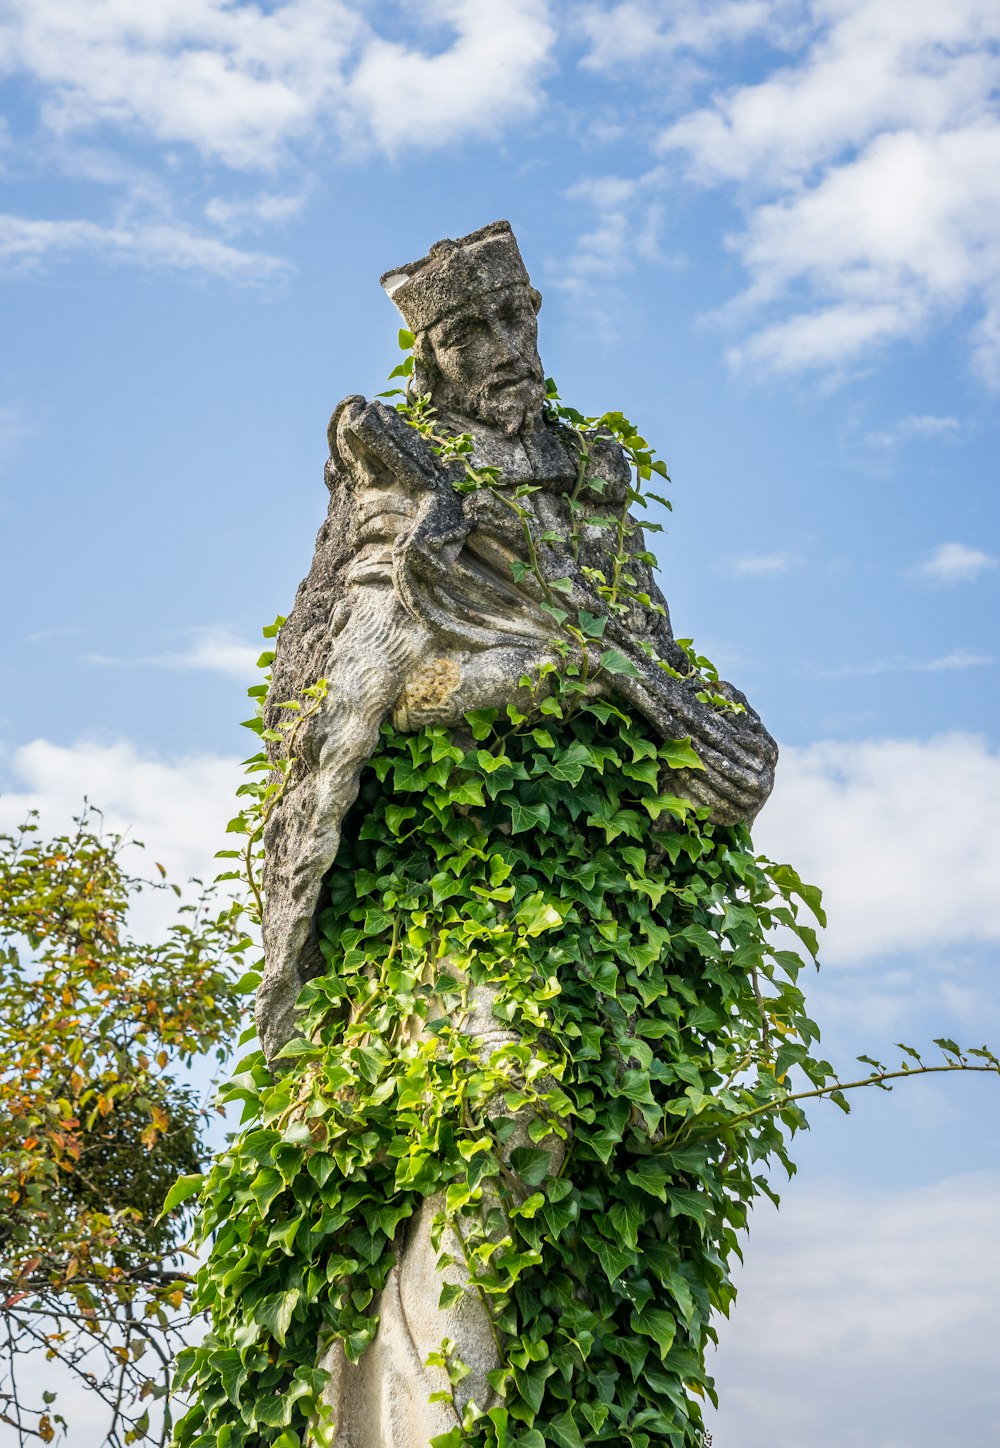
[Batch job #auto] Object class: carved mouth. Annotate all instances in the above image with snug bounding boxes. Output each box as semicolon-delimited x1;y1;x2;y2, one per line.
354;502;413;533
345;544;395;585
485;372;541;398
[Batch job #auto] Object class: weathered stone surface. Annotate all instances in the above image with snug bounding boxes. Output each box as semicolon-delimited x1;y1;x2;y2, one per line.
256;220;778;1446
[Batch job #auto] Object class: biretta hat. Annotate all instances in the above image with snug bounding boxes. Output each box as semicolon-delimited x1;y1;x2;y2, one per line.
380;220;533;334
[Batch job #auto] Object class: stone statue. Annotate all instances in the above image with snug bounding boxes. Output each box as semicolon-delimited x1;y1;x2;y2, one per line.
255;220;778;1446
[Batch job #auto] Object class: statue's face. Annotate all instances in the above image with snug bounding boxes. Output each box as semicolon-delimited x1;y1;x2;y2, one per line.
425;284;545;437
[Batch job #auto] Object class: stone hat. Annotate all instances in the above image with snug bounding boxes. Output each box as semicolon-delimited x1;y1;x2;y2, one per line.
380;220;533;333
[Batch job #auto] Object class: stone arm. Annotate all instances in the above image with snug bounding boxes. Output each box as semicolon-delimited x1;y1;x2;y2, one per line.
257;401;777;1062
258;400;463;1060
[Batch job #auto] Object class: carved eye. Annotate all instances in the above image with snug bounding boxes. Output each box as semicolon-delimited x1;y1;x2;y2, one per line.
444;318;482;348
498;299;531;325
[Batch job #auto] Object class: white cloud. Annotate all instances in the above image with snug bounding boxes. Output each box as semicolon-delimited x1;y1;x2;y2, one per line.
0;212;286;278
655;0;1000;381
903;415;961;437
344;0;555;155
757;733;1000;964
203;188;308;234
708;1173;1000;1446
916;541;998;584
0;0;556;278
818;647;993;676
0;0;555;169
579;0;802;72
918;647;993;670
0;738;239;934
731;550;798;576
25;624;79;642
866;412;959;447
0;0;364;169
661;1;1000;185
85;625;260;680
555;167;675;307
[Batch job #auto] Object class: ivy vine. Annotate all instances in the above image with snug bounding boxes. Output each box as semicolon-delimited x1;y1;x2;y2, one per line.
168;339;1000;1448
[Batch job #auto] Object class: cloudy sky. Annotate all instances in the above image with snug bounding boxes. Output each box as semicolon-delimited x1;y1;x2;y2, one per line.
2;1;999;1443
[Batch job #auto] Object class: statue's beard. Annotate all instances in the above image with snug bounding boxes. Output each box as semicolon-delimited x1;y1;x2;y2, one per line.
434;368;546;438
475;375;545;437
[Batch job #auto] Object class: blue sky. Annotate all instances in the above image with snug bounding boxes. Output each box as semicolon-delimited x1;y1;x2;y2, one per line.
2;1;999;1443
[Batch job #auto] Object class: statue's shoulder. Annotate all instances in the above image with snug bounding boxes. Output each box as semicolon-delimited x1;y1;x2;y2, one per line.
541;415;632;498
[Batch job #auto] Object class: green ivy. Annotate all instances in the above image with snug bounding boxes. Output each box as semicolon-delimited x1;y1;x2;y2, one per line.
171;335;999;1448
172;691;831;1448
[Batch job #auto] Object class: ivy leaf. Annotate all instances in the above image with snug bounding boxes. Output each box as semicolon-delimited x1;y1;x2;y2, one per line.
613;1333;649;1379
666;1189;708;1229
547;1411;586;1448
577;609;608;638
159;1172;204;1218
633;1307;676;1360
510;1146;552;1188
249;1167;285;1217
255;1288;301;1346
626;1157;672;1202
659;737;705;771
599;647;640;677
508;799;551;835
465;707;498;740
589;1235;636;1284
609;1200;642;1249
768;863;827;926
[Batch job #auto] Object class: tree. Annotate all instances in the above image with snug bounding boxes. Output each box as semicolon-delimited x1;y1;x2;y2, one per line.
0;809;250;1446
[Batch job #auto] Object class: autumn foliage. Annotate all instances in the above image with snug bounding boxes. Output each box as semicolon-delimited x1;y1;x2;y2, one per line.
0;810;248;1445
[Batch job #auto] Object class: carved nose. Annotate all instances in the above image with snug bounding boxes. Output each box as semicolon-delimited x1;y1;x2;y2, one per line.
488;322;520;363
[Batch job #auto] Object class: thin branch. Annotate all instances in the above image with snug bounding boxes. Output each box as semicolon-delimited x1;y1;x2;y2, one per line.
689;1059;1000;1139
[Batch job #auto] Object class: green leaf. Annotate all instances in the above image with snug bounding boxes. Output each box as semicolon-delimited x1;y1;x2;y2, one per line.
159;1172;204;1217
255;1288;301;1346
768;863;827;926
509;1146;552;1188
577;609;608;638
633;1307;676;1360
508;799;551;835
599;647;640;677
626;1157;673;1202
465;707;498;740
658;737;705;771
515;892;563;936
590;1236;636;1284
249;1167;285;1216
548;1410;586;1448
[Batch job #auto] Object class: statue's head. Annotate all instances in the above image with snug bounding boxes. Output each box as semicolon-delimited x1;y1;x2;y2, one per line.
381;220;545;438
